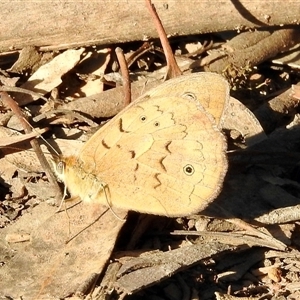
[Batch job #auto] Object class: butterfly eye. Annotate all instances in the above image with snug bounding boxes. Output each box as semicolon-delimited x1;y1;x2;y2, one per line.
182;92;197;100
140;115;147;122
153;121;160;127
56;161;65;175
183;164;195;176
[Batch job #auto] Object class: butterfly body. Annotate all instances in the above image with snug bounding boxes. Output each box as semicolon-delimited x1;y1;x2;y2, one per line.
55;73;228;217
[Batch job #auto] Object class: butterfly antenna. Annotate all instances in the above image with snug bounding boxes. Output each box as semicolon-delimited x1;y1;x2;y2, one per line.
102;184;126;222
56;184;68;213
56;183;84;238
54;184;73;236
22;118;60;157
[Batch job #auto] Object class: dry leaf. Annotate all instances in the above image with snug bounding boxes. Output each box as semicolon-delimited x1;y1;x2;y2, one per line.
0;202;127;298
77;48;110;97
16;48;85;105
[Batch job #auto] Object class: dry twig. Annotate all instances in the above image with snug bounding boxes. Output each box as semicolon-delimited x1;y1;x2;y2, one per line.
0;91;63;204
115;47;131;105
144;0;181;79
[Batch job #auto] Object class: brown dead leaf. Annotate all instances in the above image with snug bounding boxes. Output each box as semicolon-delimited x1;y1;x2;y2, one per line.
0;127;47;147
8;46;42;74
76;48;110;97
223;97;267;147
113;241;231;294
0;201;127;299
15;48;85;106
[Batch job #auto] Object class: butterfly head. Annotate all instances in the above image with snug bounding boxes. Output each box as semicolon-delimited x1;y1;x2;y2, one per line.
52;154;79;182
51;155;66;182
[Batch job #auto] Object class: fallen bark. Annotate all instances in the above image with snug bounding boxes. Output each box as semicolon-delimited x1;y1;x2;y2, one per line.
202;28;300;75
1;1;300;52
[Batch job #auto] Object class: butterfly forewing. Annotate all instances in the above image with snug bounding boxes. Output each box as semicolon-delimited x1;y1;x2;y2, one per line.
73;96;227;216
59;73;229;217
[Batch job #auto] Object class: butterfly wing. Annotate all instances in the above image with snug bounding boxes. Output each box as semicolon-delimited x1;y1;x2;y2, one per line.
144;72;230;128
76;94;227;217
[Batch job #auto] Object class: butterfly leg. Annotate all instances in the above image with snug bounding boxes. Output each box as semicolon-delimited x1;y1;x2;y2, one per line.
99;183;126;221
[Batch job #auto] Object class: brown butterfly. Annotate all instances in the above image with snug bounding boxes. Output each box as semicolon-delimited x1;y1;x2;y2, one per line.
54;73;228;217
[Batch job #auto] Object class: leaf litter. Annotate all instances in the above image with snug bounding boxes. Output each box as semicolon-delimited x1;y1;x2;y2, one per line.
0;3;300;300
